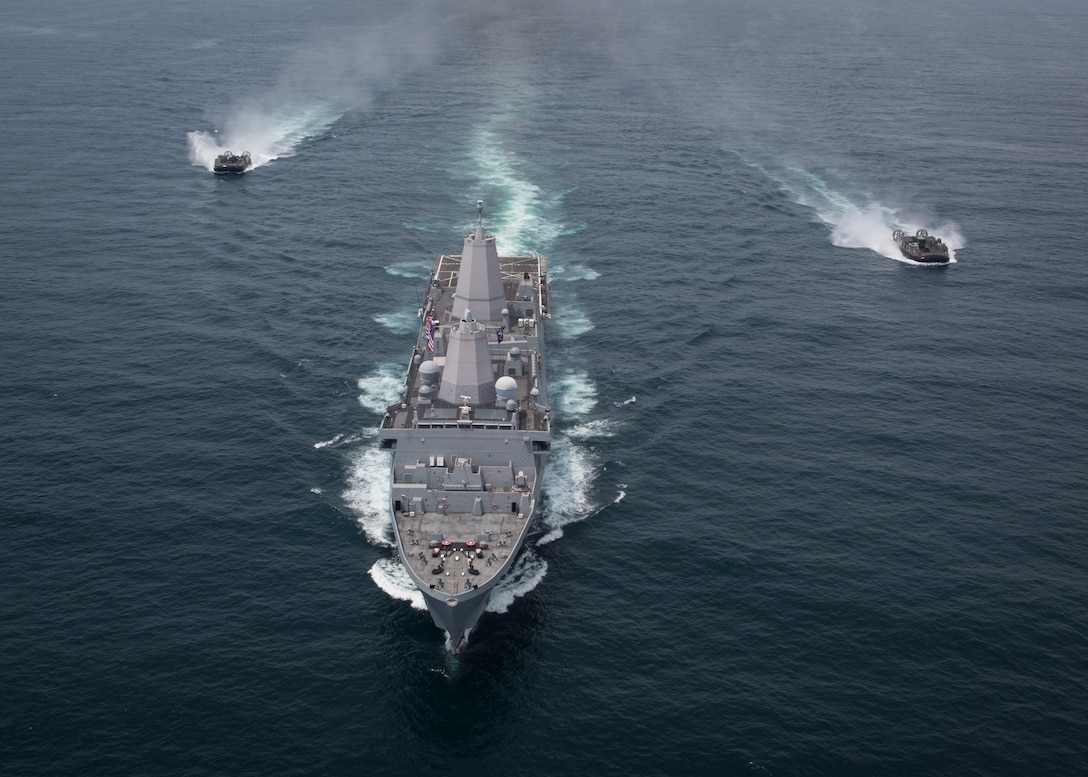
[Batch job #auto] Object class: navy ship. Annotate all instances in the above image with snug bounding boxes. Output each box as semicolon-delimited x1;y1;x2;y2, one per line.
379;202;551;650
213;150;252;174
893;228;950;264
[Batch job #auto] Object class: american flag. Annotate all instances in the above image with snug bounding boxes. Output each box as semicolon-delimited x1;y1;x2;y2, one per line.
424;313;435;352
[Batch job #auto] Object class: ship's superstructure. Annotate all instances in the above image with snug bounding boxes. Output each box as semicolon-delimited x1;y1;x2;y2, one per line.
379;202;551;648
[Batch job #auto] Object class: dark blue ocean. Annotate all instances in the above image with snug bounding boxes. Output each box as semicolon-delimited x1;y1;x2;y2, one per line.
3;0;1087;774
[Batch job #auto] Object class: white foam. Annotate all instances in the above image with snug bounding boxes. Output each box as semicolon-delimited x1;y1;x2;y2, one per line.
356;364;406;414
442;631;462;653
315;433;345;449
487;552;548;613
566;418;620;440
465;125;570;255
343;444;394;548
533;364;604;544
470;135;548;252
537;433;599;545
549;264;601;282
186;101;345;171
314;431;370;449
373;310;420;336
783;164;862;225
368;558;426;611
385;260;432;279
551;369;597;418
553;307;595;340
830;204;899;254
832;208;963;264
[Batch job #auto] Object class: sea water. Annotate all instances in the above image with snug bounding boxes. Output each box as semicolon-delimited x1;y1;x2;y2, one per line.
3;1;1087;774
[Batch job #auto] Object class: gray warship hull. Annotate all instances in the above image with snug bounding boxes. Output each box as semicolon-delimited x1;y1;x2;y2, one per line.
379;207;551;648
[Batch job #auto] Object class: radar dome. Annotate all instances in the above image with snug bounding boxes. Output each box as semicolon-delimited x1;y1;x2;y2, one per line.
419;360;441;385
495;375;517;400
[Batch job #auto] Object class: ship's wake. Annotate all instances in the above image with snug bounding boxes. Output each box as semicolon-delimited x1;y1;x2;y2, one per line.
832;206;963;265
535;371;617;546
355;364;407;415
187;101;345;172
449;125;578;255
342;431;395;549
186;10;436;172
488;554;549;614
734;149;964;263
369;557;426;611
535;434;603;546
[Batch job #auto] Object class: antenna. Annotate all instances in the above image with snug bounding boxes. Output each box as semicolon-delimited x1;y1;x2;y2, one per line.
476;200;484;225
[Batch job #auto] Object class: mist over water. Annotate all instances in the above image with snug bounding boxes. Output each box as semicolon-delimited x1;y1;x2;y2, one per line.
831;208;965;264
187;10;437;170
187;103;345;170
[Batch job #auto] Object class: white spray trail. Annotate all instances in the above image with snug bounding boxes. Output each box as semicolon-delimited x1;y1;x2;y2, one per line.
736;150;965;263
187;103;346;170
188;11;437;171
832;207;965;264
461;125;574;254
535;368;615;545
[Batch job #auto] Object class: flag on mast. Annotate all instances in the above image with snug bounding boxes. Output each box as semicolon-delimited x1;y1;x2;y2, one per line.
424;313;435;352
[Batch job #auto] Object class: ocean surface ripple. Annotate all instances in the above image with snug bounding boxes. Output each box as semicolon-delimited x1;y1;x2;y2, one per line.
2;1;1087;775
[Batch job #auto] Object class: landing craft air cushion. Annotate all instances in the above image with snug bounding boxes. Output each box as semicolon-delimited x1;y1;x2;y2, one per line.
213;150;252;174
893;228;950;264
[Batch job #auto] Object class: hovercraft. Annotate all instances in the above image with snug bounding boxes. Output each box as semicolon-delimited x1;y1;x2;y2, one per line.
213;151;252;175
892;228;950;264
